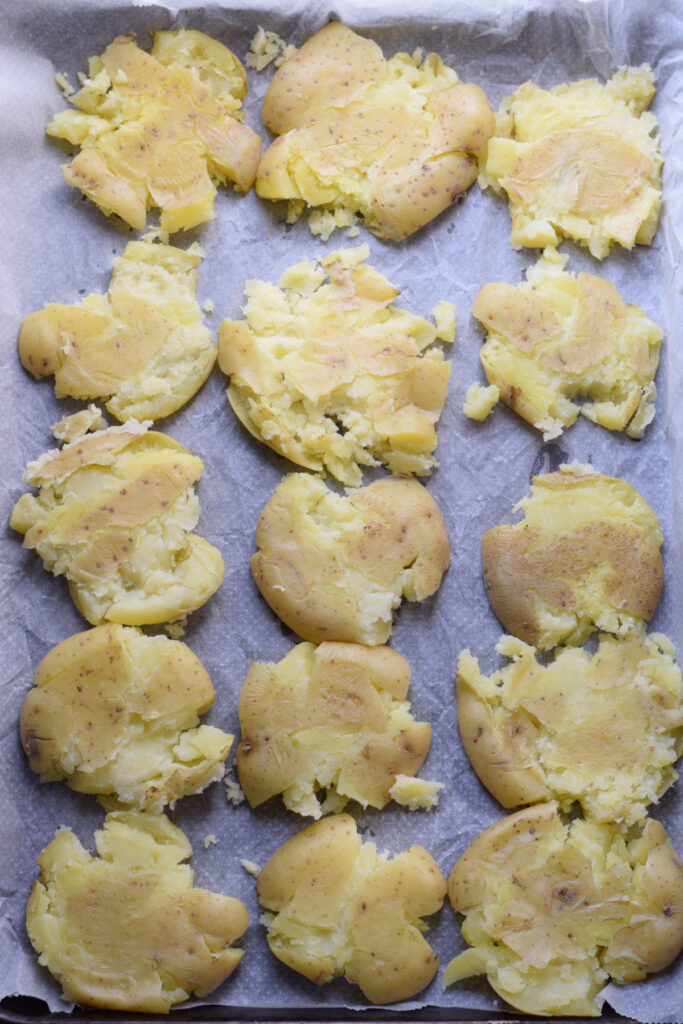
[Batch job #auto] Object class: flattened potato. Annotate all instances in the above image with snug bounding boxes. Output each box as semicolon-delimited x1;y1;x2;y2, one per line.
472;248;661;438
256;22;494;240
237;641;439;816
480;67;662;258
48;30;261;231
251;473;450;645
482;465;663;649
257;813;446;1003
9;422;224;625
218;245;453;486
457;633;683;823
19;241;216;422
445;804;683;1016
21;624;233;812
26;812;248;1012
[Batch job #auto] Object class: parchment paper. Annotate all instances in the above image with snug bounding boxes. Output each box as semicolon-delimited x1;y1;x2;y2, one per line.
1;0;682;1019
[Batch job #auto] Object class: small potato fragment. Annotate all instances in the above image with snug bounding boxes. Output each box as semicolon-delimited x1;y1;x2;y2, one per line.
445;804;683;1016
257;813;446;1003
481;464;663;650
237;640;437;817
21;624;233;812
26;812;248;1012
251;473;450;645
19;242;216;422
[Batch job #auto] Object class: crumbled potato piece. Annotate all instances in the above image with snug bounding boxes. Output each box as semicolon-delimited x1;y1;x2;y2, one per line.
246;26;296;71
257;814;446;1003
445;804;683;1016
218;245;452;486
237;641;437;816
480;66;662;258
9;422;224;625
52;404;106;442
256;22;494;240
20;242;216;422
47;30;261;231
252;473;450;645
26;812;248;1012
20;624;233;812
482;465;663;650
472;248;661;437
457;632;683;824
463;382;499;420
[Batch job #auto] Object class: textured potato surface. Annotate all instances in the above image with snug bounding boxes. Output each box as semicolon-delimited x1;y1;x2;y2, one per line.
19;241;216;422
256;22;494;240
457;632;683;824
21;624;233;812
219;245;453;486
9;422;224;625
26;812;248;1012
251;473;450;645
445;803;683;1016
237;641;438;816
472;248;661;438
480;66;662;258
257;813;446;1003
482;465;663;650
48;30;261;231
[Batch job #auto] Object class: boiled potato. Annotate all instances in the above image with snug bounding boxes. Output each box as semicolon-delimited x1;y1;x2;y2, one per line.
9;421;224;625
445;803;683;1016
251;473;450;645
19;241;216;422
21;624;233;812
218;245;453;487
256;22;494;240
237;640;440;816
471;247;661;438
48;30;261;232
482;464;663;650
26;811;248;1012
257;813;446;1003
480;66;662;258
457;632;683;824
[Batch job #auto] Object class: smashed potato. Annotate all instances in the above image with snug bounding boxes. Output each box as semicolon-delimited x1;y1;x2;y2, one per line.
9;422;224;625
237;641;438;817
257;813;446;1003
482;465;663;650
19;241;216;422
457;633;683;824
218;245;453;486
21;624;233;812
252;473;450;645
445;803;683;1016
472;248;661;438
27;812;248;1012
48;30;261;231
256;21;494;240
480;66;662;258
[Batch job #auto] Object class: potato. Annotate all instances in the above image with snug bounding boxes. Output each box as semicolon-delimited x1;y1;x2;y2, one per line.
471;247;661;438
457;632;683;824
445;803;683;1016
251;473;450;645
257;814;446;1003
482;464;663;649
237;640;439;816
19;242;216;422
218;245;453;486
480;67;662;258
9;422;224;625
26;811;248;1012
47;31;261;232
21;624;233;812
256;22;494;241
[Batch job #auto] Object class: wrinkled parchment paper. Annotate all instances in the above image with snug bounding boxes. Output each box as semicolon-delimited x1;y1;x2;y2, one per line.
2;0;683;1019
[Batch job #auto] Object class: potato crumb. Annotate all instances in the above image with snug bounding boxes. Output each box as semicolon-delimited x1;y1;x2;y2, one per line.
203;298;215;314
203;834;218;849
52;404;106;442
433;300;456;343
140;225;170;245
389;774;444;809
54;72;75;99
534;416;564;441
463;382;499;421
164;618;187;640
246;27;296;71
225;771;245;806
241;858;261;877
